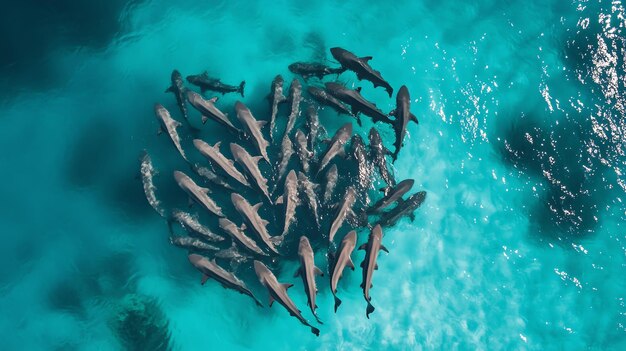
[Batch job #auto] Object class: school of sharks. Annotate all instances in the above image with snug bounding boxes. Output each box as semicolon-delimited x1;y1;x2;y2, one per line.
141;47;426;336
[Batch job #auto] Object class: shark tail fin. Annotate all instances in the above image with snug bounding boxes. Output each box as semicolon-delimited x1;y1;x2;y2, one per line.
311;326;320;337
239;81;246;97
315;314;324;325
380;186;391;196
334;295;342;312
366;301;375;318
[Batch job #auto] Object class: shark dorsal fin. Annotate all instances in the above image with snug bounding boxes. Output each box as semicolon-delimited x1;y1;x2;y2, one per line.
294;268;301;278
252;156;263;163
213;141;222;149
269;295;275;307
240;223;247;231
314;267;324;276
282;283;294;291
380;245;389;253
358;243;367;251
361;56;373;62
257;120;267;128
253;202;263;211
201;71;210;78
275;195;284;204
351;105;359;115
356;87;362;93
209;96;218;103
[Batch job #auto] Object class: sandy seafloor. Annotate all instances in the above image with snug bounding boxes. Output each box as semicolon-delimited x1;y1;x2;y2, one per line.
0;0;625;350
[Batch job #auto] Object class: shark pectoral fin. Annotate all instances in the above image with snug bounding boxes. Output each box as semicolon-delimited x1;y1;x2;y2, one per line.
383;146;392;156
257;120;267;128
201;274;209;285
188;198;194;207
351;106;359;115
361;56;373;62
381;245;389;253
275;195;284;204
345;208;359;224
374;263;378;270
358;243;367;251
321;138;331;145
165;86;174;93
201;115;209;124
314;267;324;276
269;295;275;307
209;96;218;103
240;223;247;231
337;148;347;159
282;283;294;291
294;268;301;277
410;213;416;222
410;113;419;124
347;258;355;270
201;186;211;194
157;127;164;136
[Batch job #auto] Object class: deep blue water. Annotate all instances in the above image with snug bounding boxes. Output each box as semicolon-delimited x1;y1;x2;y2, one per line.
1;0;625;349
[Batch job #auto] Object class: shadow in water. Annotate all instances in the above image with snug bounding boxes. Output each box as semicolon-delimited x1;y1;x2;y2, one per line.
493;110;607;241
0;0;141;95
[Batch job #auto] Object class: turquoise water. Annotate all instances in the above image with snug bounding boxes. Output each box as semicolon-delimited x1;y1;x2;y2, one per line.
1;0;625;349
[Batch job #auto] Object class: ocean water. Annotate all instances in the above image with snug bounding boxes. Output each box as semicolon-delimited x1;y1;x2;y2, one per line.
1;0;625;349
